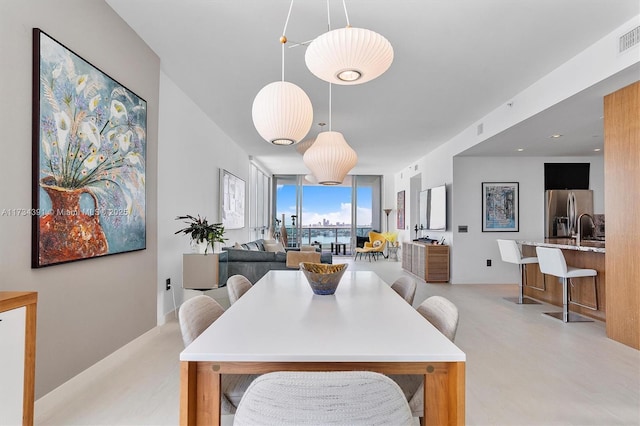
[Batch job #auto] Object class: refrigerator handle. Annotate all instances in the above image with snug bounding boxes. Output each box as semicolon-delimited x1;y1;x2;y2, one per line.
567;192;576;236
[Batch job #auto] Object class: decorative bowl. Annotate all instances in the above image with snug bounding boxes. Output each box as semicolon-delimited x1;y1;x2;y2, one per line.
299;262;348;295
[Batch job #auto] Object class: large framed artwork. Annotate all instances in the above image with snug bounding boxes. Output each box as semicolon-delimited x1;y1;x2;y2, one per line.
32;29;147;267
482;182;519;232
396;190;405;230
220;169;245;229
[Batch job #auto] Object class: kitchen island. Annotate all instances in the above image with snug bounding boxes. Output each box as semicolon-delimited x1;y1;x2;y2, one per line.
520;239;605;321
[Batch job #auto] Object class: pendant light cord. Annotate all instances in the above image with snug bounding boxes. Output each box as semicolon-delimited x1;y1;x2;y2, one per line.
329;83;332;131
281;0;295;81
342;0;351;27
327;0;332;131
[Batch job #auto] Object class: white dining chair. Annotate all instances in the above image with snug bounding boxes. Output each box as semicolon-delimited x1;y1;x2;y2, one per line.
390;295;460;421
226;274;252;305
497;239;541;304
233;371;414;425
391;276;417;306
178;295;258;414
535;246;597;322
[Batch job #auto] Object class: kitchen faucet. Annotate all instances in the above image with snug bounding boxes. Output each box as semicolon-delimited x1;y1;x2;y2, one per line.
576;213;594;246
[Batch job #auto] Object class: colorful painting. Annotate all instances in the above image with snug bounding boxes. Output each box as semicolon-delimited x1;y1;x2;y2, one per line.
482;182;519;232
396;190;405;230
220;169;245;229
32;29;147;267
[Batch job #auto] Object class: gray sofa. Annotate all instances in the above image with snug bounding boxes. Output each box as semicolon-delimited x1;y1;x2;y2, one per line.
218;239;332;284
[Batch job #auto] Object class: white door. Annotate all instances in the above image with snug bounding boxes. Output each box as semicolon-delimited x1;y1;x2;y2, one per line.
0;306;26;426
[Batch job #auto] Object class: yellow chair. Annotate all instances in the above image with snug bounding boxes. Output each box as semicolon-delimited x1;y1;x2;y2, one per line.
354;231;387;261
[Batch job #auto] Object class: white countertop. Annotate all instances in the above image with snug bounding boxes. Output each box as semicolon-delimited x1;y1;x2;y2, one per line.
519;239;605;253
181;270;465;363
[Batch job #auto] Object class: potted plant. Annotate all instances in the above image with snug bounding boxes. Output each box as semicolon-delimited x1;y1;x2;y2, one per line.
175;215;227;254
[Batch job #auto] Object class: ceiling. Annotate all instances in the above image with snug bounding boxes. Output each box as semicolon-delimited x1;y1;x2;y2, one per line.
105;0;639;174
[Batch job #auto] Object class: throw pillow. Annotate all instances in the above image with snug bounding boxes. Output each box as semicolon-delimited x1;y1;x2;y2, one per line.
264;242;285;253
373;240;382;248
233;242;245;250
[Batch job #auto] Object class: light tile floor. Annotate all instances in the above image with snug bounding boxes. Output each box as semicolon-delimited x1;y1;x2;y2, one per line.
35;256;640;425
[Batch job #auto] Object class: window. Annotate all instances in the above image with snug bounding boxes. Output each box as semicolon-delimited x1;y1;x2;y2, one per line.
273;175;381;253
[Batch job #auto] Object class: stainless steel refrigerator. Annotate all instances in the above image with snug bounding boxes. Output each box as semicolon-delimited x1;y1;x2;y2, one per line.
545;190;593;238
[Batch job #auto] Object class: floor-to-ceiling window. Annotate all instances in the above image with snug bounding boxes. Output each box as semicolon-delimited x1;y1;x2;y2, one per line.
273;175;382;254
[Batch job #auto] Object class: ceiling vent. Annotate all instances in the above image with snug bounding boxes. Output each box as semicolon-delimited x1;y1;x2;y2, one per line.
619;26;639;53
477;123;484;135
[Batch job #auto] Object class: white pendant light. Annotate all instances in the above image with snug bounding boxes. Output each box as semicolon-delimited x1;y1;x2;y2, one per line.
303;131;357;185
295;122;326;155
251;0;313;146
252;81;313;145
305;26;393;85
295;137;316;155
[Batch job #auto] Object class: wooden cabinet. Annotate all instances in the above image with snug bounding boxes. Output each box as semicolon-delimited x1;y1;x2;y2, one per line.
0;292;37;426
401;242;412;271
604;81;640;349
182;254;220;290
402;242;450;283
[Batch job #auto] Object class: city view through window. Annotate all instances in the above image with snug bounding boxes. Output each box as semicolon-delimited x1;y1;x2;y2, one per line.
276;184;373;250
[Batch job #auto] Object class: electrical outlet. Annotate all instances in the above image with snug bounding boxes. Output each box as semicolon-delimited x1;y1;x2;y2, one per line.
165;278;171;291
486;259;492;267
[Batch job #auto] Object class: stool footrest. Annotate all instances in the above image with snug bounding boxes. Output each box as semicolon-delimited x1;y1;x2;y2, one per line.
544;311;593;322
504;297;541;304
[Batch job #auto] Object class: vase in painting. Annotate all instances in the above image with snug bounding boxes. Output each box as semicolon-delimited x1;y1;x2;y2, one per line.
38;178;108;266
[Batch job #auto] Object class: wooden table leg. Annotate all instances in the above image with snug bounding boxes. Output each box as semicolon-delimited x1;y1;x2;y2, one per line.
424;362;465;425
180;362;221;426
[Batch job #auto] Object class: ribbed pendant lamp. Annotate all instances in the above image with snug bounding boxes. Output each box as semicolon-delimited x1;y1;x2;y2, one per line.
305;26;393;85
303;131;357;185
252;81;313;145
251;0;313;146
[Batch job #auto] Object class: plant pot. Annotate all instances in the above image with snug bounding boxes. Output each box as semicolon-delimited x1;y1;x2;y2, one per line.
191;240;211;254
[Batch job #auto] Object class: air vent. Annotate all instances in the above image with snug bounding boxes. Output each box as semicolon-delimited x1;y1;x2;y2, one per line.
477;123;484;135
619;26;639;53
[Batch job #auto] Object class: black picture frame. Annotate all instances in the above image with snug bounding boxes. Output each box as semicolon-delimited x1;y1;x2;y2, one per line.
482;182;519;232
32;29;147;267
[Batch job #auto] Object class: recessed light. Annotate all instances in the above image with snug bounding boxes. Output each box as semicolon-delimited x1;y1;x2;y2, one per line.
549;134;563;139
517;148;524;152
594;148;601;152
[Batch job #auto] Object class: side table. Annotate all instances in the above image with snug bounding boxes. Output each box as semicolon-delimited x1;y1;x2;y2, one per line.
387;245;400;261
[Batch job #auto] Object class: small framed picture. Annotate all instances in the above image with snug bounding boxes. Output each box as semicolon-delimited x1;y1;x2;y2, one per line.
220;169;245;229
396;190;405;229
482;182;519;232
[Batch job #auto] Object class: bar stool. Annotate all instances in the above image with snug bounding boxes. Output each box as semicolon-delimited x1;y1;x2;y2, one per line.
497;239;541;304
535;246;597;323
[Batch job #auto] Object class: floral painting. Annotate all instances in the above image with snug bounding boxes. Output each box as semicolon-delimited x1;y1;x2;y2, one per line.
32;29;146;267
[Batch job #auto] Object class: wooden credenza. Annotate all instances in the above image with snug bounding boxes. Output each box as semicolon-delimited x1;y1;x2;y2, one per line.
0;292;37;426
402;242;450;283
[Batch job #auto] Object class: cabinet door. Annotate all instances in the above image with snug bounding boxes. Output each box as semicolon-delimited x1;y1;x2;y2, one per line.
0;306;26;426
412;244;426;279
402;243;412;271
425;246;450;282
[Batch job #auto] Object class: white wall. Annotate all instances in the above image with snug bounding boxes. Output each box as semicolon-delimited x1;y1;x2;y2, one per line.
452;156;604;284
157;72;252;323
0;0;159;397
393;16;637;285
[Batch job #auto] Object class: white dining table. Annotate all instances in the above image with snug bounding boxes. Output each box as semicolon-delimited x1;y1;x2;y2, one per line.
180;270;466;425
